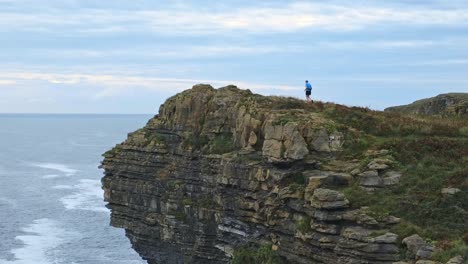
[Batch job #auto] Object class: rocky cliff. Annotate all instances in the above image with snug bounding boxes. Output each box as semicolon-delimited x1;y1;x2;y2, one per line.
101;85;467;264
384;93;468;118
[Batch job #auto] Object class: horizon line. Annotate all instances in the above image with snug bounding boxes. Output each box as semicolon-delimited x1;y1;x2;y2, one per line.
0;112;154;115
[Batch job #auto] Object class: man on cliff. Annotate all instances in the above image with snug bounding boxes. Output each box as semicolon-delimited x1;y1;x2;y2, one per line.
305;80;312;102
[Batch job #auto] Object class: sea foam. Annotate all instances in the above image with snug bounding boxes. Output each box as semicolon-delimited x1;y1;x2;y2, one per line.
59;179;108;212
0;218;69;264
30;163;78;177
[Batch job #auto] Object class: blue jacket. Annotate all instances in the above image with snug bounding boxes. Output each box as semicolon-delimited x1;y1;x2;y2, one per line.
305;83;312;91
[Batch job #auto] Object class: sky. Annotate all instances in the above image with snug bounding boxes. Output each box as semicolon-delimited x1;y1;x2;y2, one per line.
0;0;467;113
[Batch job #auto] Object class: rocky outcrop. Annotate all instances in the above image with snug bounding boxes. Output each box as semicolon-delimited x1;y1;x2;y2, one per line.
384;93;468;118
101;85;413;263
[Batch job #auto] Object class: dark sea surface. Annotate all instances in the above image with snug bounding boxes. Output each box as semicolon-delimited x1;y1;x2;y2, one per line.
0;114;152;264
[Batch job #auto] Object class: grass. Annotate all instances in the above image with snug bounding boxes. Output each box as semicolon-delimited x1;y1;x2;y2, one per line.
103;145;121;157
325;102;468;251
174;211;187;223
232;244;281;264
272;117;292;126
209;133;235;154
385;93;468;118
181;197;193;206
432;239;468;262
183;132;209;150
296;216;312;234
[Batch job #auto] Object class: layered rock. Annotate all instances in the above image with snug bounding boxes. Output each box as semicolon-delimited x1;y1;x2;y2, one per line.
101;85;403;263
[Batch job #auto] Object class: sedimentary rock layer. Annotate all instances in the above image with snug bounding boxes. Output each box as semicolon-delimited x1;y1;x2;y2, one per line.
101;85;402;264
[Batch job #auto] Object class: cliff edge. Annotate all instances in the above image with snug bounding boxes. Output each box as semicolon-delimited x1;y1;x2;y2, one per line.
384;93;468;118
101;85;467;264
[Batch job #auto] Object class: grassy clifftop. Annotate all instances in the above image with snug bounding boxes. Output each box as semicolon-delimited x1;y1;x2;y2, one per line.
385;93;468;118
319;100;468;262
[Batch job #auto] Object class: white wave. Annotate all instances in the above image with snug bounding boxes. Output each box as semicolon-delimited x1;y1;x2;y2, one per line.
51;185;74;190
42;174;61;179
0;218;68;264
30;162;78;176
59;179;108;213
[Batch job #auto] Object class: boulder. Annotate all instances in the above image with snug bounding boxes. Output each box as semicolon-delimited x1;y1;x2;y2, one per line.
402;234;425;258
416;245;434;260
368;158;392;170
369;233;399;244
446;255;464;264
311;188;349;209
311;129;331;152
383;171;402;186
359;170;383;187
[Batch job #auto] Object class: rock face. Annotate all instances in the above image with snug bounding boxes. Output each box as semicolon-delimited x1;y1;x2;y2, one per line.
384;93;468;118
101;85;403;263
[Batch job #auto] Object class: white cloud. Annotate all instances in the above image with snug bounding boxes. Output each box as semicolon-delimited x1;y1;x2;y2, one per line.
319;40;439;49
0;80;16;85
0;2;467;35
408;59;468;66
0;70;298;99
28;45;286;60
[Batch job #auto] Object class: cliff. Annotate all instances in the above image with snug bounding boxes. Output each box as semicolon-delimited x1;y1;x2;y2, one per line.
101;85;467;264
384;93;468;118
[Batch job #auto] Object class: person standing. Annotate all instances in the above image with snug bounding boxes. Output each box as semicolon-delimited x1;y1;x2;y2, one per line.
305;80;312;102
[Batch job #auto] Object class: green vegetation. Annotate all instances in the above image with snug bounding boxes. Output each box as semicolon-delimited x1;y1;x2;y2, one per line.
323;101;468;260
145;131;166;144
384;93;468;118
288;183;305;198
272;117;291;126
181;197;193;206
174;211;187;223
103;145;121;157
231;245;281;264
198;196;219;209
183;132;209;150
182;132;236;154
287;172;306;185
296;216;312;234
270;96;306;110
209;133;235;154
432;239;468;262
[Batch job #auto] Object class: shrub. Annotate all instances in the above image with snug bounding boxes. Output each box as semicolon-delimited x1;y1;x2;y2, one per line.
232;245;281;264
432;239;468;262
184;133;209;150
296;216;312;234
209;134;235;154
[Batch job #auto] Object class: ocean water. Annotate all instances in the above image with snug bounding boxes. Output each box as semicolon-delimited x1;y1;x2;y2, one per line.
0;114;152;264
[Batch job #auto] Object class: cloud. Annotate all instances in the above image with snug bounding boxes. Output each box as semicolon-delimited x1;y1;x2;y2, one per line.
17;37;462;63
0;70;298;100
408;59;468;66
0;80;16;85
27;45;286;60
0;2;467;35
319;40;439;49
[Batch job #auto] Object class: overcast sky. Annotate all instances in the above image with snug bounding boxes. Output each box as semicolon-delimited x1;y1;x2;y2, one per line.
0;0;467;113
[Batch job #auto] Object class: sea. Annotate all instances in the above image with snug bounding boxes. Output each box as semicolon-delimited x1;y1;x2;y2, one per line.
0;114;152;264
